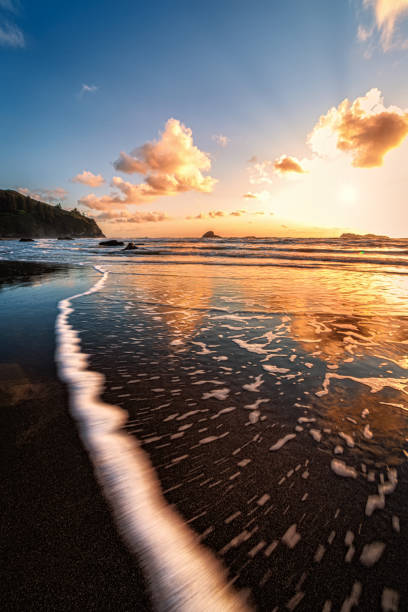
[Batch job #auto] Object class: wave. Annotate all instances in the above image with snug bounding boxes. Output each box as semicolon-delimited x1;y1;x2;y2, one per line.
55;266;247;611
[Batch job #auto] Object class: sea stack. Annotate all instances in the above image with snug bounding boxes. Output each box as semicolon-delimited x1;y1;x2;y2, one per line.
202;230;221;238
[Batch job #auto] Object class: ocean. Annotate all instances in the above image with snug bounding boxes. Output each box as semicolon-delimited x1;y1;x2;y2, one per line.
1;236;408;610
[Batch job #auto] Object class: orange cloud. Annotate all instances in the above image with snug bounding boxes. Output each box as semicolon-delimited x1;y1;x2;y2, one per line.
185;209;248;220
18;186;68;203
273;155;306;174
242;190;273;201
72;171;105;187
80;119;217;210
309;88;408;167
363;0;408;50
95;210;170;223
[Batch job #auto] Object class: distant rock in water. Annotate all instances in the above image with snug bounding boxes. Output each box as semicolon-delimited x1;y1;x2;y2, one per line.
202;230;221;238
19;237;35;242
0;189;104;238
57;236;73;240
340;232;390;240
124;242;138;250
99;239;124;247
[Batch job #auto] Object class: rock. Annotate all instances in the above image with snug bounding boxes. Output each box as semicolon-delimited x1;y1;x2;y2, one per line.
202;231;221;239
340;232;389;240
99;240;125;247
57;236;73;240
19;238;34;242
124;242;138;250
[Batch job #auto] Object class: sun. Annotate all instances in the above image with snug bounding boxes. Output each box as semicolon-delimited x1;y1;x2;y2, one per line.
338;184;358;204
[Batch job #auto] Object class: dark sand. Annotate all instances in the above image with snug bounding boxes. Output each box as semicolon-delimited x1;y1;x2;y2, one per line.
0;261;151;611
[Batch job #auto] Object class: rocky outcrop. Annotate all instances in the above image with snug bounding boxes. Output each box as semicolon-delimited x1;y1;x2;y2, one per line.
124;242;138;250
202;230;221;238
0;190;104;238
340;232;390;240
99;239;124;247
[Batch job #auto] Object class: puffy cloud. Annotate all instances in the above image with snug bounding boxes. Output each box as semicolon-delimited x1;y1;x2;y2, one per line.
113;117;216;191
308;88;408;168
81;119;217;210
212;133;230;147
95;210;170;224
362;0;408;50
18;187;68;203
0;21;24;47
273;155;306;174
71;170;105;187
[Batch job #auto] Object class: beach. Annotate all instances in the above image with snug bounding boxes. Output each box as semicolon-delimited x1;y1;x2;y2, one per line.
1;261;151;610
1;237;408;611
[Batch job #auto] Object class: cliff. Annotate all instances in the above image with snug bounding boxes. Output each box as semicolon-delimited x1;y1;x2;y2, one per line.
0;190;104;238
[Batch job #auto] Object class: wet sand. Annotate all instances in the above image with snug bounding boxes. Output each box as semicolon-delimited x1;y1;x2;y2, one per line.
2;255;408;610
0;262;151;610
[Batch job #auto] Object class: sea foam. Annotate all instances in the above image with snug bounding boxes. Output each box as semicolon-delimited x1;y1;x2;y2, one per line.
55;266;248;611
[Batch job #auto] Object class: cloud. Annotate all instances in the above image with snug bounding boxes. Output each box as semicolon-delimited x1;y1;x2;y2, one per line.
95;210;170;224
0;21;23;46
212;133;230;147
72;170;105;187
357;24;373;41
273;155;306;174
308;88;408;167
185;209;248;220
243;190;273;201
0;0;20;12
247;154;305;183
18;187;68;203
360;0;408;50
81;119;217;210
79;83;98;97
247;159;274;185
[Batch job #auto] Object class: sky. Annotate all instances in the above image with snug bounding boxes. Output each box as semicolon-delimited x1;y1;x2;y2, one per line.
1;0;408;238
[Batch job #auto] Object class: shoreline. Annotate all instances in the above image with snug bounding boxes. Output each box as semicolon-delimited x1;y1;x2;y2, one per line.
1;261;151;610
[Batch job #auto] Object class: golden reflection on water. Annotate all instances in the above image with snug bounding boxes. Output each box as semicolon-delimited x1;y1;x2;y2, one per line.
108;259;408;464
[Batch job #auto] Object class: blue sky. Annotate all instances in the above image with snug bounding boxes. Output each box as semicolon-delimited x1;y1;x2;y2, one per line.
1;0;408;236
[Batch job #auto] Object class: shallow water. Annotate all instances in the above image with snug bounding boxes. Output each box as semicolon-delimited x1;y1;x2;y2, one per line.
3;237;408;610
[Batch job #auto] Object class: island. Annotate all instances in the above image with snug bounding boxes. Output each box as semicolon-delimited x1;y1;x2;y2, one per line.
0;189;104;238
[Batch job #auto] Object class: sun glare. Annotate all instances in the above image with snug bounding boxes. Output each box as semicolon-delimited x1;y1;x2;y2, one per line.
338;184;357;204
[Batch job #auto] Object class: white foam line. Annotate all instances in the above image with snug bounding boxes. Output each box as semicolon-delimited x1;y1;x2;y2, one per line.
55;266;248;612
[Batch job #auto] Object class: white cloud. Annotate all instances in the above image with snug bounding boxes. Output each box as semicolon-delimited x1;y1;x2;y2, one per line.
0;20;23;47
212;133;230;147
79;83;98;97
